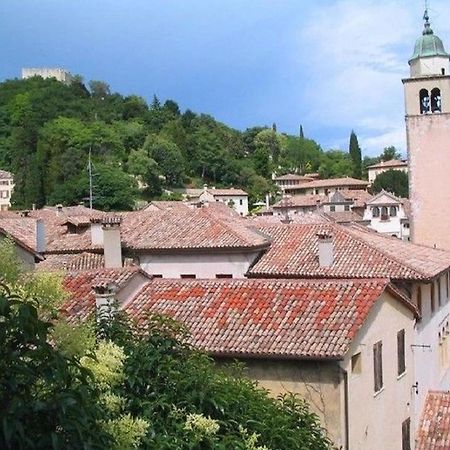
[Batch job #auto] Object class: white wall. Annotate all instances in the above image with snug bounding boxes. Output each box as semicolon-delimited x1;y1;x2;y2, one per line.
214;195;249;216
341;292;415;450
413;275;450;424
0;177;13;211
364;203;409;239
139;251;260;278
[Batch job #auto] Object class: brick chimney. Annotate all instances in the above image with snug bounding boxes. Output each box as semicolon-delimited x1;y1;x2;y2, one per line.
102;216;123;268
317;233;334;267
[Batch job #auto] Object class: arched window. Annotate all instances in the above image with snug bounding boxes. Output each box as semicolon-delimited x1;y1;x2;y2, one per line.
390;206;397;217
381;206;388;219
372;206;380;218
420;89;430;114
431;88;442;112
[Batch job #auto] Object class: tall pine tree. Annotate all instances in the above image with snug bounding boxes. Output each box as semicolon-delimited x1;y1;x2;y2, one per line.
299;125;304;139
348;130;362;179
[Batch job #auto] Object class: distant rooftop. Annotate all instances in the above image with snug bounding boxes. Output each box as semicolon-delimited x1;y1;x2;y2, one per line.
367;159;407;170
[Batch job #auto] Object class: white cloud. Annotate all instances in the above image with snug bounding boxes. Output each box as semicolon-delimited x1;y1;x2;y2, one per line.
293;0;450;156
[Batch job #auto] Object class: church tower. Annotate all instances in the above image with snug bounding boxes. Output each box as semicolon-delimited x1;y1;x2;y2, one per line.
404;9;450;249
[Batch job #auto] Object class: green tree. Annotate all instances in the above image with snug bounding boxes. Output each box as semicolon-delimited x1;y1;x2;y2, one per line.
380;146;402;162
372;169;409;198
0;285;112;449
89;80;111;98
348;130;362;179
319;150;353;178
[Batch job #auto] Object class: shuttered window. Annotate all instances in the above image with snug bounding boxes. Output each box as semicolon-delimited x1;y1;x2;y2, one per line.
373;341;383;393
397;329;406;376
402;418;411;450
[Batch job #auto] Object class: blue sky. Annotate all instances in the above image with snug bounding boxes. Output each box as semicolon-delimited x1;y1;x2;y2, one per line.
1;0;450;156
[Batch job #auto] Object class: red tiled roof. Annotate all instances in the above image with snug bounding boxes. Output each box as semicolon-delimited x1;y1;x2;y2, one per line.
206;188;248;196
120;208;267;251
338;190;373;208
144;201;191;212
324;211;368;224
124;278;412;359
62;266;149;321
0;216;37;249
248;223;450;281
417;391;450;450
273;194;325;208
295;177;368;189
274;174;314;182
247;212;330;226
367;159;407;169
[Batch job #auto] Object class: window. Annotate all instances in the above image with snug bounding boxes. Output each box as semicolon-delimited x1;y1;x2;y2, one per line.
215;274;233;279
417;285;422;315
239;199;243;206
397;329;406;376
152;274;163;278
344;205;350;211
431;88;442;113
373;341;383;393
351;352;362;374
180;274;196;279
381;206;388;220
420;88;430;113
390;206;397;217
330;205;336;212
442;68;446;75
372;207;380;218
402;418;411;450
431;282;436;313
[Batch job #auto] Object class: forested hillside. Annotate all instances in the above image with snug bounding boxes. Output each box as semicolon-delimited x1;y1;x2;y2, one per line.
0;76;360;210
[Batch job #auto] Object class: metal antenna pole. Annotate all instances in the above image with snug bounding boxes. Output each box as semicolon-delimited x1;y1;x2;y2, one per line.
88;146;93;209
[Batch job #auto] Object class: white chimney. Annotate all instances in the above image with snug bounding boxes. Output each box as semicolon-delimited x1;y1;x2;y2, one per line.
90;220;103;247
36;219;46;253
92;280;118;322
56;204;63;216
265;193;270;209
317;233;334;267
102;216;123;268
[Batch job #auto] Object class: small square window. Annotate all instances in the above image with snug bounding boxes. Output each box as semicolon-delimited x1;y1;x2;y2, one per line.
216;274;233;279
180;274;196;279
351;352;362;374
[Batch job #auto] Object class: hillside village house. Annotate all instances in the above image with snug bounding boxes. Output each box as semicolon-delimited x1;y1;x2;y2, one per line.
0;170;14;211
363;190;410;240
62;275;417;449
367;159;408;184
174;185;249;216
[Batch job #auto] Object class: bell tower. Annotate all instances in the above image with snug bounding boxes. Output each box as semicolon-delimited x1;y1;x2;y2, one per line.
403;9;450;249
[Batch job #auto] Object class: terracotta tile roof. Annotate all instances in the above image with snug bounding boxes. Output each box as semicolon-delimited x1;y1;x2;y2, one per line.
273;194;324;208
367;159;407;169
295;177;369;189
37;252;104;271
338;190;373;208
0;169;12;179
0;215;37;249
124;278;412;359
120;208;268;252
62;266;149;321
274;174;314;182
324;211;368;224
417;391;450;450
246;212;330;226
206;188;248;196
144;201;190;211
248;223;450;281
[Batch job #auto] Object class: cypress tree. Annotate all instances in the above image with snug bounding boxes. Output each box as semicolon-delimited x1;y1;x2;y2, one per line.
349;130;362;179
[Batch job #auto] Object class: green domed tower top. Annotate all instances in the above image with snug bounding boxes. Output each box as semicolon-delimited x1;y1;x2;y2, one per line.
409;9;449;63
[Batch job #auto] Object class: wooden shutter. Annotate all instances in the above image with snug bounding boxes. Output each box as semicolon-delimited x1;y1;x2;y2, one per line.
402;418;411;450
397;330;406;375
373;341;383;392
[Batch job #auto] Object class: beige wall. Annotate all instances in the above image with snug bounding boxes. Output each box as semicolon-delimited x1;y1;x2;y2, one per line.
406;113;450;250
218;358;343;447
341;292;415;450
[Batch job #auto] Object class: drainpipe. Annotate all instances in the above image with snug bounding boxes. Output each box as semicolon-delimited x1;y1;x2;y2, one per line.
343;369;350;450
